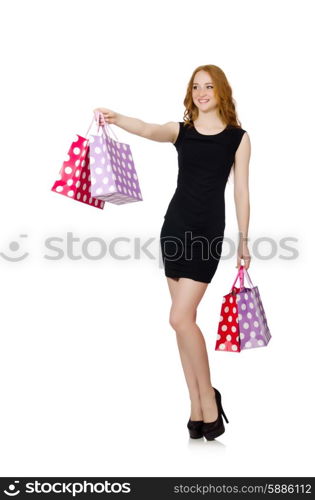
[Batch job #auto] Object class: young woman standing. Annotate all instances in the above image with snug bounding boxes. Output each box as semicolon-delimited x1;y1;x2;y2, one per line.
94;64;251;440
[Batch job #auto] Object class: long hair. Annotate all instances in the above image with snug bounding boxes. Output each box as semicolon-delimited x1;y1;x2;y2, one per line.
182;65;243;183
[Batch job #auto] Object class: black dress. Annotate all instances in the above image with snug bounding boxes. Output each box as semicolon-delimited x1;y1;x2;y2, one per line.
160;121;247;283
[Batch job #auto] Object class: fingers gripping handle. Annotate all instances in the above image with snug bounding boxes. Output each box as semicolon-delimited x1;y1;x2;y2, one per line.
85;111;119;140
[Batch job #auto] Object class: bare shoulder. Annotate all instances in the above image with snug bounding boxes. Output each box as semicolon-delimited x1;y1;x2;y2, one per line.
236;130;251;153
235;130;251;163
241;130;250;144
243;130;250;141
159;121;179;144
167;121;180;144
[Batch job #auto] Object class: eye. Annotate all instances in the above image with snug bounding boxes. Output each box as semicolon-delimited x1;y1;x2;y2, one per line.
193;85;213;90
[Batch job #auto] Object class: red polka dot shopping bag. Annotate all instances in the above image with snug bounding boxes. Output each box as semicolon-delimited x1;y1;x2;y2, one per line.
89;111;143;205
215;265;272;352
51;114;105;210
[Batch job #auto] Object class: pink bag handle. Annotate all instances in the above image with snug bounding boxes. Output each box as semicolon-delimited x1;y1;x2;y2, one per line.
85;113;98;136
85;112;119;141
231;265;255;292
231;266;244;291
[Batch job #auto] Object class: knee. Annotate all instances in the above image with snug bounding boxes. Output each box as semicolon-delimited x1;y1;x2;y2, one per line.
169;310;181;331
169;309;196;331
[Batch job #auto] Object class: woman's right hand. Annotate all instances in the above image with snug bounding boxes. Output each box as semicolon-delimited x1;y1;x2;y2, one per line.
93;107;119;126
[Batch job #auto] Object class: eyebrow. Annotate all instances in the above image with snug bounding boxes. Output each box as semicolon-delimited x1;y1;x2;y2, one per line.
193;82;213;85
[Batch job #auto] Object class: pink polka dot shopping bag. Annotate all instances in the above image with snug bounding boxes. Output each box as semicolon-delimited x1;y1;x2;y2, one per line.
51;114;105;210
89;111;143;205
215;265;272;353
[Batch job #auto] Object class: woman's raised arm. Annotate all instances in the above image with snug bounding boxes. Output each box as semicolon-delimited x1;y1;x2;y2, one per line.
94;107;178;143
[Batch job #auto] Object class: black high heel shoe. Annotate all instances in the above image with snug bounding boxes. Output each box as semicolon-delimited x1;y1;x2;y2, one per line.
187;419;204;439
201;387;229;440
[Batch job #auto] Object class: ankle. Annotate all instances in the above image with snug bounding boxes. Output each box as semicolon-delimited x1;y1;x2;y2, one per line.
190;401;203;421
200;387;216;405
190;412;203;421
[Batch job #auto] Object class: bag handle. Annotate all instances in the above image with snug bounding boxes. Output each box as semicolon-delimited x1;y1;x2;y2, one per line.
243;267;255;288
231;265;255;292
231;266;244;291
85;113;97;137
84;112;119;141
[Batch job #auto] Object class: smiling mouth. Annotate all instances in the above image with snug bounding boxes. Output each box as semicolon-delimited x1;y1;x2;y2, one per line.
198;99;209;103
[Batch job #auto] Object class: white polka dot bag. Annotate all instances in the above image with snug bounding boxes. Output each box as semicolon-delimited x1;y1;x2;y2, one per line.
215;265;271;352
89;112;143;205
51;115;105;210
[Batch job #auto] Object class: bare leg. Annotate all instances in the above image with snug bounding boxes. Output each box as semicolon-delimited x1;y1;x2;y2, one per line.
166;277;202;420
168;277;218;423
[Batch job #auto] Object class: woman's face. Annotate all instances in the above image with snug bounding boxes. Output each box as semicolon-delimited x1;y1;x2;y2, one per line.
191;70;217;112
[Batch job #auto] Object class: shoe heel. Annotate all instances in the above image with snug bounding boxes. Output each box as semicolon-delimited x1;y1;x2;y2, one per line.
201;388;229;440
214;388;229;424
220;407;229;424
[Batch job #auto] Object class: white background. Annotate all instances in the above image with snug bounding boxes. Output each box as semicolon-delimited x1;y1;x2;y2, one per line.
0;0;314;477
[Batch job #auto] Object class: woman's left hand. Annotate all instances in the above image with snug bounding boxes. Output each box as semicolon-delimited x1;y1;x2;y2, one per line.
236;241;251;270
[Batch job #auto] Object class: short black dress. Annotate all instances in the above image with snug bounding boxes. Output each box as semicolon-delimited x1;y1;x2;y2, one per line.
160;121;247;283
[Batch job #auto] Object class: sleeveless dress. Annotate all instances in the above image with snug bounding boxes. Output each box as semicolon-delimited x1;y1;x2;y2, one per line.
160;121;247;283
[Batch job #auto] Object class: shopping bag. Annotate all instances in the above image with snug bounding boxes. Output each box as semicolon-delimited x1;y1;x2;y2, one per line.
215;267;244;352
51;115;105;210
215;265;271;352
237;266;272;350
89;111;143;205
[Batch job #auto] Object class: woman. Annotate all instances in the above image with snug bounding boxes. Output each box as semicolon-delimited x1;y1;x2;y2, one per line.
94;64;251;441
